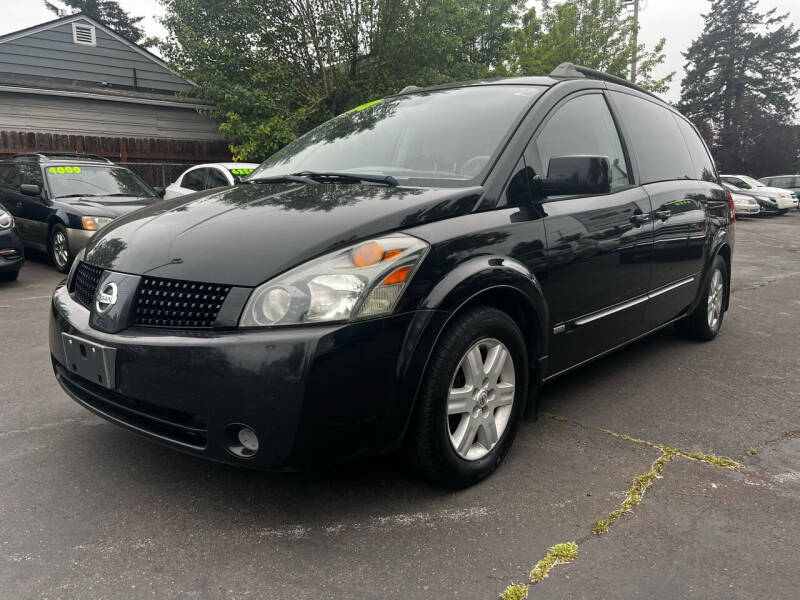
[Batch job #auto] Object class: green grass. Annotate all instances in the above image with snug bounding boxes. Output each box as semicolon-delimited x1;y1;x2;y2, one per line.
529;542;579;583
500;583;528;600
593;451;674;535
747;447;758;456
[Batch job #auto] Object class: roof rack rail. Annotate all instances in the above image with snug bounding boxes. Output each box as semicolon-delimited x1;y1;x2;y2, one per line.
10;152;113;163
549;62;661;100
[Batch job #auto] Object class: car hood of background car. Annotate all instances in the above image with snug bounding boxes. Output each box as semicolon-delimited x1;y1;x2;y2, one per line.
64;196;159;217
83;182;482;287
752;186;792;198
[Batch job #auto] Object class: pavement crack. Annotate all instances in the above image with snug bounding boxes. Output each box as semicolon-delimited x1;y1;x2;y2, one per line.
497;414;741;598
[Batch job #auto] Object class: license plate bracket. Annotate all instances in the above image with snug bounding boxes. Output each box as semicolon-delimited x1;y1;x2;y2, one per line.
61;333;116;390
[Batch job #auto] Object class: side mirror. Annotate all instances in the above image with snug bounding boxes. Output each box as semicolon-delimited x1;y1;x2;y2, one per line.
154;186;166;198
536;155;611;197
19;184;41;197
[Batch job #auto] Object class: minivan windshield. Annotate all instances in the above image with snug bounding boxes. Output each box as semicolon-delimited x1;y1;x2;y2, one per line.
46;165;156;199
250;85;544;187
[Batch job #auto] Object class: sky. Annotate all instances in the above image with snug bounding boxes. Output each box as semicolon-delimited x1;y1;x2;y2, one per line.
3;0;800;104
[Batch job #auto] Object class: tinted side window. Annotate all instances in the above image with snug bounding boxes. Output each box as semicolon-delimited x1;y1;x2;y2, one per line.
2;164;23;188
674;116;716;182
207;168;229;189
611;91;693;184
0;164;12;187
531;93;630;191
182;168;206;191
19;164;44;187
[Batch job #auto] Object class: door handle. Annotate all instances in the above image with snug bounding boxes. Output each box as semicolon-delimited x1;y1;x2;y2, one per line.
655;209;672;221
629;213;649;226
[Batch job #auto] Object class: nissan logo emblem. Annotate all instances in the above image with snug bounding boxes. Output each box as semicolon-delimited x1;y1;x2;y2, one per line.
96;282;118;313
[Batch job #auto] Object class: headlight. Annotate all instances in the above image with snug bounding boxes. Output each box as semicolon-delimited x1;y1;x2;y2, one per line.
81;216;114;230
0;207;13;230
240;233;429;327
779;192;790;198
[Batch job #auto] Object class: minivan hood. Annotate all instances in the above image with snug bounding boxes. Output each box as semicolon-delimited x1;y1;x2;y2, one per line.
83;183;481;286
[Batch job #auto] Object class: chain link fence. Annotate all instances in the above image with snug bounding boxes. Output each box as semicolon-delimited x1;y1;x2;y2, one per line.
118;162;196;188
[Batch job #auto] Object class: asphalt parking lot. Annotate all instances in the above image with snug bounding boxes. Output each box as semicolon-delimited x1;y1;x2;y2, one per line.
1;212;799;600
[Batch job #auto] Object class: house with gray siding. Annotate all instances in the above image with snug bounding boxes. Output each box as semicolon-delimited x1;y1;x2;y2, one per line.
0;12;229;177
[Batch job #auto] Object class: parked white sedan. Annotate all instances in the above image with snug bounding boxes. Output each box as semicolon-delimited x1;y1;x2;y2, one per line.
164;163;259;200
720;174;798;213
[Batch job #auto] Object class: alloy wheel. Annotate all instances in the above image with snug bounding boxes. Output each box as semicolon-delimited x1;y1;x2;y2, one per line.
446;338;516;461
707;268;724;330
52;230;69;269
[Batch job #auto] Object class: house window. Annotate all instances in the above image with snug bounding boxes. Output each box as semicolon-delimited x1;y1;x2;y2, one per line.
72;22;96;46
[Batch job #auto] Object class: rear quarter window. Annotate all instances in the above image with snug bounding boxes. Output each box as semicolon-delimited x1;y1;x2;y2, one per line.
674;116;716;182
611;91;693;184
182;169;207;191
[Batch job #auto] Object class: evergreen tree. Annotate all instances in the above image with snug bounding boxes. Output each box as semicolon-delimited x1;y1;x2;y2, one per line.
679;0;800;126
44;0;155;47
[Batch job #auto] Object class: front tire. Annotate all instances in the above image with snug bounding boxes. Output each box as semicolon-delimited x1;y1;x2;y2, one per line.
676;255;728;341
0;270;19;282
49;224;72;273
404;306;529;488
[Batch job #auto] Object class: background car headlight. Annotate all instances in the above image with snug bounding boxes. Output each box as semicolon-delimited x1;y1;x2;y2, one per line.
0;207;13;230
81;216;114;230
240;233;429;327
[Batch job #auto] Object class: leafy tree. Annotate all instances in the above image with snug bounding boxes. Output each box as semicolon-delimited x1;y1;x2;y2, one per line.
161;0;523;160
509;0;673;94
43;0;155;47
679;0;800;127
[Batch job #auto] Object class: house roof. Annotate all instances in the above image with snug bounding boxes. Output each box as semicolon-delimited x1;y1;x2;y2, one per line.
0;12;195;88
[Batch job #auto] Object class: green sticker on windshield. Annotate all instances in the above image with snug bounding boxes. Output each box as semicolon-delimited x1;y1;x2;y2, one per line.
48;166;82;175
230;168;254;176
345;99;382;114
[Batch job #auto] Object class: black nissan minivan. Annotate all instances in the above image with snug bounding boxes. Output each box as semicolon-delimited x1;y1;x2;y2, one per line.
49;64;734;488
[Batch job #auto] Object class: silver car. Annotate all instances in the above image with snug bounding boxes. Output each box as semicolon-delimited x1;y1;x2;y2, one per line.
720;174;798;213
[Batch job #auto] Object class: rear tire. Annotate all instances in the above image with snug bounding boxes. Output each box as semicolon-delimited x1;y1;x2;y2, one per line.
404;306;529;488
49;224;72;273
0;270;19;281
676;255;728;341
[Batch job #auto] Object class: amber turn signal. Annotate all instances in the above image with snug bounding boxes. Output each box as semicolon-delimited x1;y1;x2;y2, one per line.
382;266;412;285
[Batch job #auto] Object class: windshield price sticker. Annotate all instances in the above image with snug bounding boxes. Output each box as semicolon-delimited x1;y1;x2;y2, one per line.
48;166;82;175
230;168;254;175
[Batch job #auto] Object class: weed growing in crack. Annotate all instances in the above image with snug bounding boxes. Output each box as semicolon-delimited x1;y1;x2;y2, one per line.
747;447;757;456
530;542;579;583
500;583;529;600
592;451;674;535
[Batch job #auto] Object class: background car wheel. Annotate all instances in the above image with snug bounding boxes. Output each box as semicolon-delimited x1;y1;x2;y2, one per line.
676;254;728;341
49;224;72;273
0;270;19;281
777;209;788;215
404;306;529;488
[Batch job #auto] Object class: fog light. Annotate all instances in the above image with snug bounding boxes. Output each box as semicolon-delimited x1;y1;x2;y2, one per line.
238;426;259;452
224;423;259;458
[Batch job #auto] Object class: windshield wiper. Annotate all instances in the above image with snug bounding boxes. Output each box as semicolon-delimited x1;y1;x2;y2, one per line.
293;171;399;186
56;193;99;198
248;174;320;185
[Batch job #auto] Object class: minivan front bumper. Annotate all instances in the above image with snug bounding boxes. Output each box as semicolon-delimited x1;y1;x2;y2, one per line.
49;283;445;469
